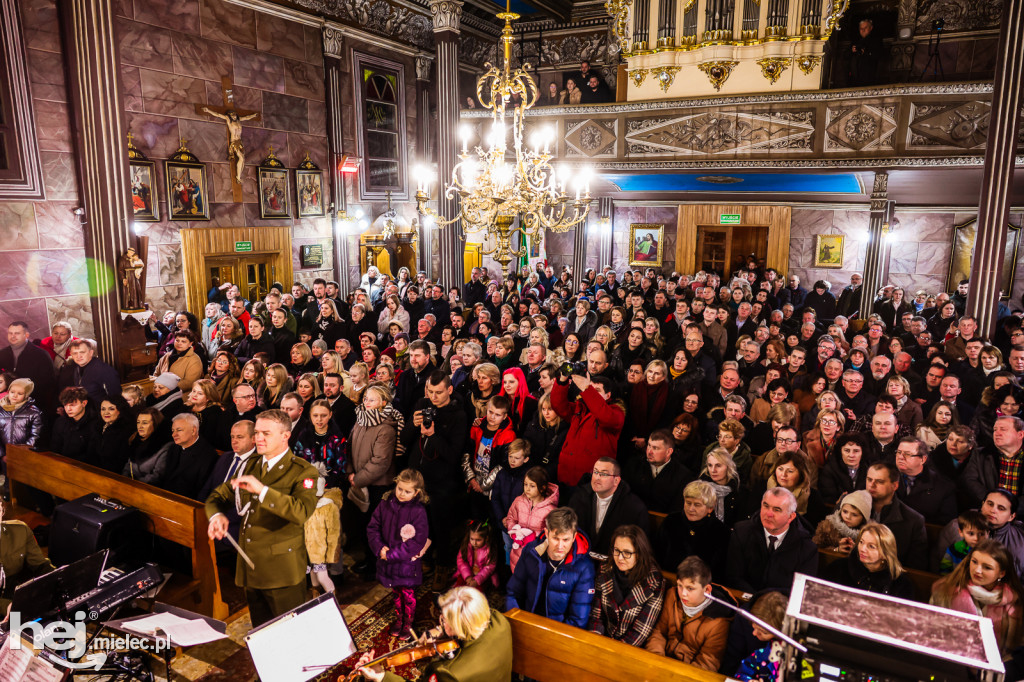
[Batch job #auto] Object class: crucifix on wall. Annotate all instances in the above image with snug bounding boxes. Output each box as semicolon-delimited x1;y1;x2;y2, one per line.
194;76;261;203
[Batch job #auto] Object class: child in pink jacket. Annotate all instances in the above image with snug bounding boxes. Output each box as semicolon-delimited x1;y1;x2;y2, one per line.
454;519;500;589
503;466;560;572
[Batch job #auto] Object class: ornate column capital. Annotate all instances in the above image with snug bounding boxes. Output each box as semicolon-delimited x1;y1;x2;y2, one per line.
429;0;462;34
415;55;434;81
323;25;343;59
869;170;889;211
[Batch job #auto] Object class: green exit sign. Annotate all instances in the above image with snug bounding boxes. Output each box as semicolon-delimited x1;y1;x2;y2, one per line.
235;241;253;252
719;214;741;225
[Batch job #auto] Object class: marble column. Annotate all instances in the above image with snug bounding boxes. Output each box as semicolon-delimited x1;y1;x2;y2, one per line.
415;55;435;280
967;0;1024;336
571;215;589;285
59;0;133;364
859;171;890;318
430;0;464;289
598;197;614;269
322;26;352;297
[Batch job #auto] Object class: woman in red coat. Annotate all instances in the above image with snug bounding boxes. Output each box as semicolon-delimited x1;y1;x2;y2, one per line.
551;373;625;487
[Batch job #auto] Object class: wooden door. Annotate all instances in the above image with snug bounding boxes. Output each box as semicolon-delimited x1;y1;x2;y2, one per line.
239;257;277;303
696;227;730;275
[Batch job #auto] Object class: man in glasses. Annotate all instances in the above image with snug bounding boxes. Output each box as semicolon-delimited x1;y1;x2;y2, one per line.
836;369;876;420
568;457;649;559
748;425;816;493
894;437;956;525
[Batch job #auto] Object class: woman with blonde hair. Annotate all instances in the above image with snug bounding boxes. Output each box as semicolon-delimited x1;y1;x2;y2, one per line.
287;342;317;378
699;447;742;528
825;522;913;599
767;451;825;524
356;585;513;681
212;315;244;356
319;350;344;377
803;407;845;468
886;375;923;430
262;363;292;409
187;378;225;448
0;378;43;458
295;373;322;405
466;363;501;421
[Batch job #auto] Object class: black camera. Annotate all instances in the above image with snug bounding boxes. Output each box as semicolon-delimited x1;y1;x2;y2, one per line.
421;406;438;428
559;360;588;377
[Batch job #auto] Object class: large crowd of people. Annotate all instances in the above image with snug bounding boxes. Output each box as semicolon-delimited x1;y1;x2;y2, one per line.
3;259;1024;679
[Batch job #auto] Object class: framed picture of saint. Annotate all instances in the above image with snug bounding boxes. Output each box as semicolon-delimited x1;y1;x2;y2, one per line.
165;145;210;221
130;160;159;222
296;153;325;218
814;234;844;268
629;223;664;267
259;169;290;218
947;218;1020;299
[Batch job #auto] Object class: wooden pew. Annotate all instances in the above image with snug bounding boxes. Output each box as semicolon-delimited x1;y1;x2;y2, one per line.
505;608;726;682
5;445;228;620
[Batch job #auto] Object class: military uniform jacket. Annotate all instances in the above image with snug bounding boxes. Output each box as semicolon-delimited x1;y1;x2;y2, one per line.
382;610;513;682
0;520;55;610
205;451;319;590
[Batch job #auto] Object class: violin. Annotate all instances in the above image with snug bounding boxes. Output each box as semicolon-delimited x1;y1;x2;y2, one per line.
344;637;460;681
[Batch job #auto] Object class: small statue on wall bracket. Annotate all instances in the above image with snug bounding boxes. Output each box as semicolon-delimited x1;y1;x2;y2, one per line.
119;247;146;312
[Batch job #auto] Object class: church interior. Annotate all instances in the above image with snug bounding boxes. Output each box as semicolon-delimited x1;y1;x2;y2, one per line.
1;0;1024;679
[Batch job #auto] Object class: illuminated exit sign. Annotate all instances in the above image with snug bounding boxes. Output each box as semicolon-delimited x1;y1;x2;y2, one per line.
719;214;741;225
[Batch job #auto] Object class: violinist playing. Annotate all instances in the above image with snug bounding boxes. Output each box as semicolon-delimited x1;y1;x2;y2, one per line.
355;586;513;682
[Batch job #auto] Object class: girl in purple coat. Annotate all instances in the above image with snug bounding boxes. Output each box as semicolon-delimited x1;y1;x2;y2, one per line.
367;468;430;641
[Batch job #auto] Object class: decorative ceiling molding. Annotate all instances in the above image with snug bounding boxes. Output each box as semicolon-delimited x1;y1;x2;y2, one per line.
459;81;995;118
585;156;1018;171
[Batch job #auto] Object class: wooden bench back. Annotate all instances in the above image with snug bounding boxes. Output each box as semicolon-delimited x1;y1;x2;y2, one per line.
5;445;228;619
505;608;726;682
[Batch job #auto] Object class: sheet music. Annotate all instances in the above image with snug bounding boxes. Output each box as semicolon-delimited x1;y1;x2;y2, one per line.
120;613;226;647
20;658;63;682
0;637;34;682
245;598;356;682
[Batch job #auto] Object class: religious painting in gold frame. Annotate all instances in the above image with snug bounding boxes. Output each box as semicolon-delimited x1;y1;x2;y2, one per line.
814;234;844;268
629;223;664;267
130;160;159;222
257;148;289;219
947;218;1020;299
165;161;209;221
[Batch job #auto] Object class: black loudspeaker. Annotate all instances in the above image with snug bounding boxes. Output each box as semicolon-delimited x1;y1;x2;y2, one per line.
49;494;142;567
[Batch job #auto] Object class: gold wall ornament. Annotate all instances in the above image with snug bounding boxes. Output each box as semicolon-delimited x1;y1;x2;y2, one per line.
796;55;822;75
652;66;681;92
698;61;738;91
757;57;791;84
605;0;634;55
628;68;650;87
823;0;850;40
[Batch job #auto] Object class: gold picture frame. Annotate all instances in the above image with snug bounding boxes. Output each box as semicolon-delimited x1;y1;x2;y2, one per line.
947;218;1020;299
629;223;664;267
814;234;844;268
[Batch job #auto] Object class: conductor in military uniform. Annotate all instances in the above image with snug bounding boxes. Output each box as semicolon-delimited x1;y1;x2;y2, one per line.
206;409;319;627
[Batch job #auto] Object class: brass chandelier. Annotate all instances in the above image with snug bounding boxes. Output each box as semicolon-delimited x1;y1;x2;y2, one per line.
414;5;593;270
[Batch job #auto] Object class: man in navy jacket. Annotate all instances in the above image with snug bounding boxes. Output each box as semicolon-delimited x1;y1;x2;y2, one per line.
507;507;596;627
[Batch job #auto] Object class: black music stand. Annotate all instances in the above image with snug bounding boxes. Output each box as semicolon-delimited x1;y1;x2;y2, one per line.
10;550;108;623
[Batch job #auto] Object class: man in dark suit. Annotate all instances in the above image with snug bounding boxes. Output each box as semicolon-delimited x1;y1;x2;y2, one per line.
199;420;258;564
163;414;220;501
867;461;929;570
725;487;818;593
894;438;957;525
569;457;649;559
0;321;58;415
206;410;319;627
625;430;694;514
